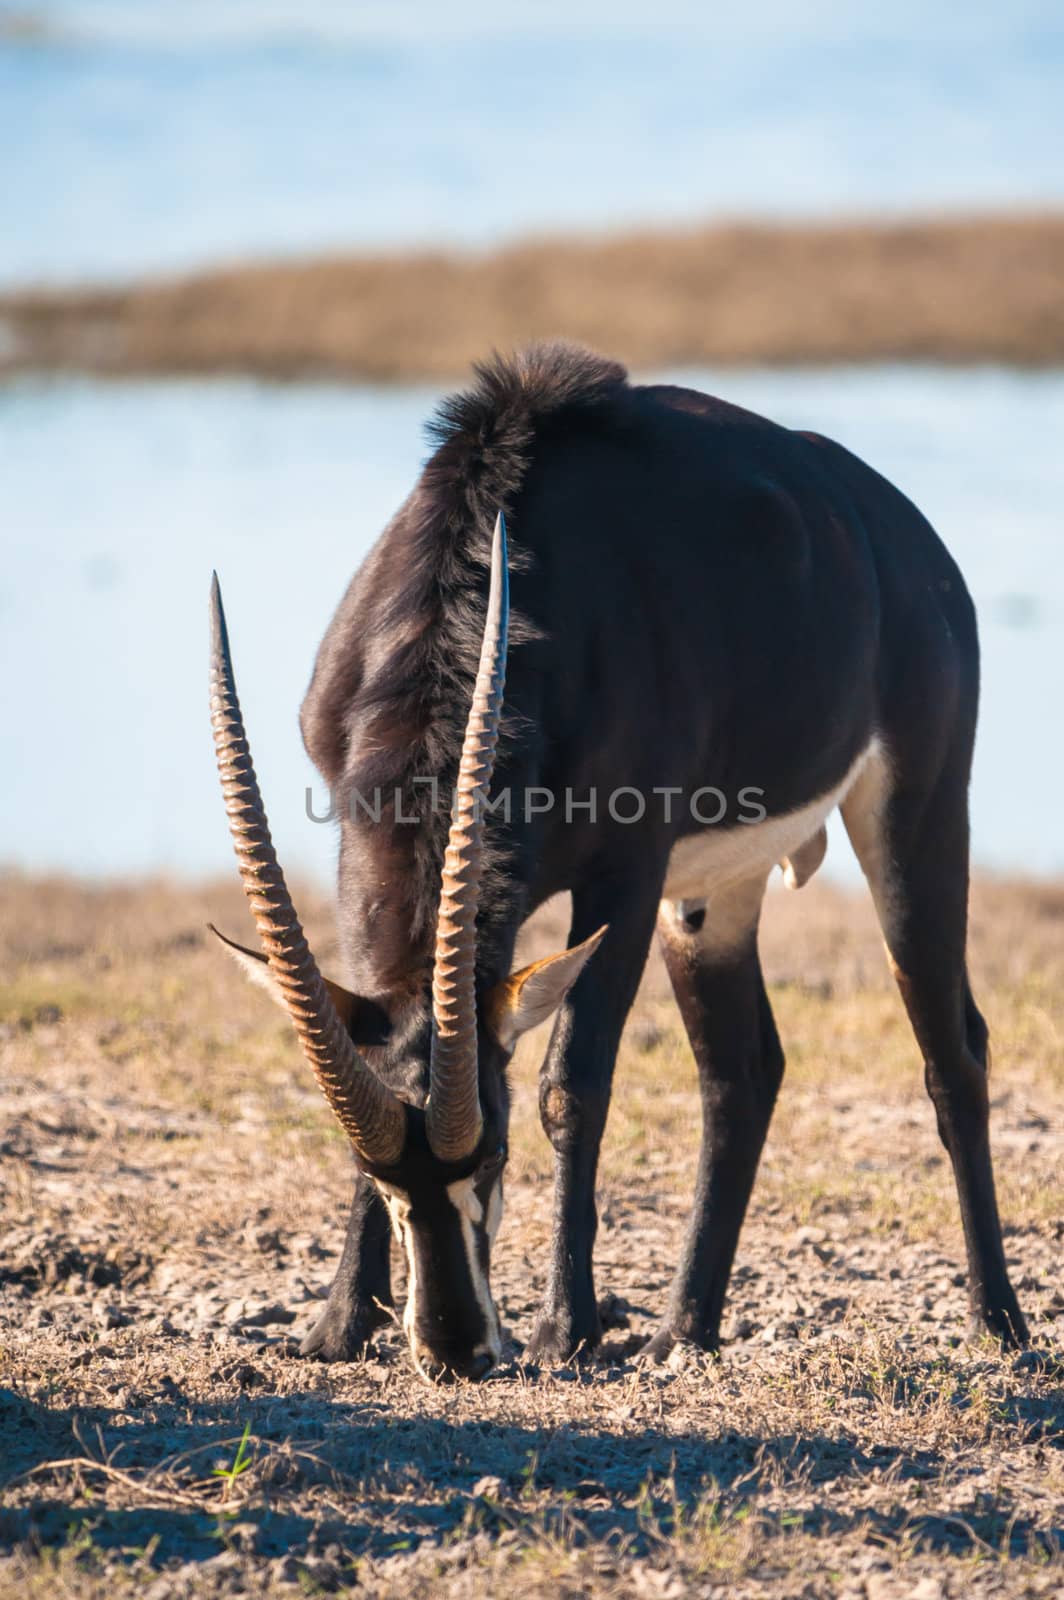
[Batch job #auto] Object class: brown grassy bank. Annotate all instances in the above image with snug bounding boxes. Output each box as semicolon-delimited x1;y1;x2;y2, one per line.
1;871;1062;1597
2;213;1064;382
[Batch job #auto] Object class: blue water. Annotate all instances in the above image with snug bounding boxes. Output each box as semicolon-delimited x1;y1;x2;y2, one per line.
2;0;1063;285
2;367;1061;883
1;5;1061;883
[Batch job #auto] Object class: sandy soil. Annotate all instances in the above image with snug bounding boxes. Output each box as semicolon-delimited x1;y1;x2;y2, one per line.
2;214;1063;381
0;872;1061;1597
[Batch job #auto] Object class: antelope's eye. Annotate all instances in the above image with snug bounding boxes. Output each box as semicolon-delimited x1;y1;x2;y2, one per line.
477;1146;507;1179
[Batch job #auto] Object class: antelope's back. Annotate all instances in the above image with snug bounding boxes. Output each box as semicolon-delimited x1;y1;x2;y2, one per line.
304;346;966;834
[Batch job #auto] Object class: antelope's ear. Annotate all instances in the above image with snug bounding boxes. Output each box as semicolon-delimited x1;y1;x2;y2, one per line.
207;924;355;1027
486;926;608;1050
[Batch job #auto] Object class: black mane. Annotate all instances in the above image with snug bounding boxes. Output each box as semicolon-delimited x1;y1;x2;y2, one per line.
301;342;629;964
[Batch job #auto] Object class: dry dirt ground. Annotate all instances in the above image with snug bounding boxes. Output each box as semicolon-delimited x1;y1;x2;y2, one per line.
0;872;1061;1598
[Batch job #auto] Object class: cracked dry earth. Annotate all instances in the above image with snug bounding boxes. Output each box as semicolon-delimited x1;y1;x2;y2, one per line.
0;873;1062;1598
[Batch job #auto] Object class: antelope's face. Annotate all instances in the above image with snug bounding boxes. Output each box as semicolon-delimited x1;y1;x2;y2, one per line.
208;515;607;1381
371;1125;508;1381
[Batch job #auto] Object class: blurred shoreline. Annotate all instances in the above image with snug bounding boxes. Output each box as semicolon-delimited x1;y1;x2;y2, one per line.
3;212;1062;382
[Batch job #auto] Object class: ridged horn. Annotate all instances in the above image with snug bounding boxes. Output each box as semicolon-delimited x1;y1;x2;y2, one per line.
427;512;510;1162
209;573;406;1167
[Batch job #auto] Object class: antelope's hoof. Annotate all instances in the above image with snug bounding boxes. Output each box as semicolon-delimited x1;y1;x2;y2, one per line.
525;1307;601;1367
959;1295;1029;1354
637;1327;679;1365
299;1298;391;1362
637;1325;720;1366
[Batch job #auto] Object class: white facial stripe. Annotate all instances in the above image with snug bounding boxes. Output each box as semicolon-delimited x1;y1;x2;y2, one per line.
485;1176;504;1244
446;1175;484;1226
374;1174;503;1374
374;1176;411;1217
447;1177;502;1360
373;1179;422;1356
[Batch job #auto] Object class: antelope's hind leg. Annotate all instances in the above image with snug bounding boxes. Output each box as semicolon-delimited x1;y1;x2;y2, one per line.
643;875;783;1361
300;1169;394;1360
842;742;1029;1348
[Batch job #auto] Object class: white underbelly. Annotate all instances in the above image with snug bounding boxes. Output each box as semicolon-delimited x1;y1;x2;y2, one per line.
663;738;881;901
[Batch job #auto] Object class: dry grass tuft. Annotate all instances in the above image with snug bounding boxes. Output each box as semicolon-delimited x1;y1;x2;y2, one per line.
1;871;1062;1597
3;213;1064;381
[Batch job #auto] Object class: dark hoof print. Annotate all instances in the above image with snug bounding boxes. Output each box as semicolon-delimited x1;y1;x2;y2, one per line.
599;1331;647;1364
597;1292;632;1332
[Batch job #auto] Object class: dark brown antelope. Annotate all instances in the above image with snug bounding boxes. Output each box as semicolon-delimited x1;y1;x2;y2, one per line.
209;342;1028;1380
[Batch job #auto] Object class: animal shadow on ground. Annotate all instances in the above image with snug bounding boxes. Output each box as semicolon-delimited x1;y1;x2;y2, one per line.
2;1373;1062;1576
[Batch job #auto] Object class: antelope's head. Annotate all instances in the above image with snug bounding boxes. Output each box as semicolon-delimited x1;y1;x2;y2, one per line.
207;516;603;1380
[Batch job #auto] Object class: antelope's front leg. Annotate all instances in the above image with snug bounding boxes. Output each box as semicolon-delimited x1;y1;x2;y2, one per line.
300;1170;393;1360
641;889;783;1361
526;880;661;1365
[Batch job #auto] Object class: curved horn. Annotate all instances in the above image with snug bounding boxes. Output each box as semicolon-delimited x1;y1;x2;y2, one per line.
427;512;510;1162
209;574;406;1167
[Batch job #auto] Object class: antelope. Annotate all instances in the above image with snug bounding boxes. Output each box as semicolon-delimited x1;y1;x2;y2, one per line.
209;343;1028;1380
